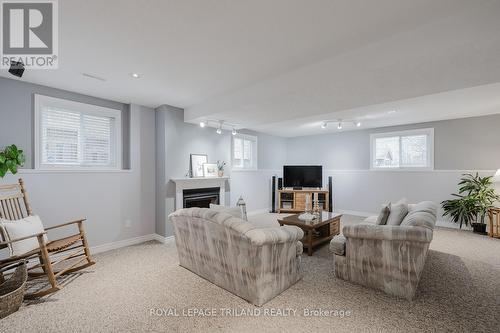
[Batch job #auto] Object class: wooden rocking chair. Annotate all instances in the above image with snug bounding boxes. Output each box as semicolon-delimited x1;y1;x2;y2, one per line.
0;179;95;298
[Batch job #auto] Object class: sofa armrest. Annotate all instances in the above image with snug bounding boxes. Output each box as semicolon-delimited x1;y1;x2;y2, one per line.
343;224;433;243
245;226;304;246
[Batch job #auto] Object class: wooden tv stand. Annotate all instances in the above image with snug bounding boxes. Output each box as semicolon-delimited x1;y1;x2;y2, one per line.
277;188;330;213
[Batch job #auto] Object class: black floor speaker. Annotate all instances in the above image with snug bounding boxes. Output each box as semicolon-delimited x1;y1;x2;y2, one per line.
328;176;333;212
278;177;283;190
271;176;276;213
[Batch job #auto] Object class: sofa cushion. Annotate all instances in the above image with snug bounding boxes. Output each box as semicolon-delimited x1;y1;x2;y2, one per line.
0;215;48;256
401;201;438;230
386;199;408;226
329;235;347;256
375;204;391;225
209;203;247;221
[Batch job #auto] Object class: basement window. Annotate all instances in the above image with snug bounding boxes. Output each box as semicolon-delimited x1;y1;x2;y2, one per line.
370;128;434;170
232;134;258;170
34;94;122;170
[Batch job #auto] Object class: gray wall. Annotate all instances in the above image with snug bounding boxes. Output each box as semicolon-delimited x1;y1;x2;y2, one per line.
286;114;500;170
0;78;155;247
0;77;131;169
155;105;287;236
155;105;230;237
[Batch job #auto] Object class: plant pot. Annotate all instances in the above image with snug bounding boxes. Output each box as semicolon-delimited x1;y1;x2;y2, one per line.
218;170;224;177
471;223;487;235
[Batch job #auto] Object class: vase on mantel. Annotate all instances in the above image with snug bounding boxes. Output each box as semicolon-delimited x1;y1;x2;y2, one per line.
217;160;226;178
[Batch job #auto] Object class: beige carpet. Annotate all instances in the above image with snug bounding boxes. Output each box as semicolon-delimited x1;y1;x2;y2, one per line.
1;214;499;333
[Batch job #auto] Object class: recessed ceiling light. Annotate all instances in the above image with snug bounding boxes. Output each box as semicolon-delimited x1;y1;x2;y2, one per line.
387;110;397;114
355;121;362;127
216;128;222;135
130;73;140;78
199;121;206;128
321;122;328;129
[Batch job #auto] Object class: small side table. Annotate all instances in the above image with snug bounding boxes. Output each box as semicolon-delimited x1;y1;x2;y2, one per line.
488;208;500;238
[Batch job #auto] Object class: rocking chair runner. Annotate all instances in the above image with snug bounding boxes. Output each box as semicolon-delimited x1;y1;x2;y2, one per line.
0;179;95;298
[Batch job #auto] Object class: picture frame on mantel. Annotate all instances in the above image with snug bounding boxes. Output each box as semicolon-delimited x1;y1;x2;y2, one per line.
190;154;208;178
203;163;218;178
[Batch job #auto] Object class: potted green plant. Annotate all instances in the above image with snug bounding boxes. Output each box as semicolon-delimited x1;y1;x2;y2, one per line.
441;194;478;229
442;173;499;233
0;145;25;178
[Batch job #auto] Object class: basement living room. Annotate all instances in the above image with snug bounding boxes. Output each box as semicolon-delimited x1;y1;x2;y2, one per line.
1;1;500;332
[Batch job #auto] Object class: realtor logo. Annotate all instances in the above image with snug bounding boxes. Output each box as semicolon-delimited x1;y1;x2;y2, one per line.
1;0;58;69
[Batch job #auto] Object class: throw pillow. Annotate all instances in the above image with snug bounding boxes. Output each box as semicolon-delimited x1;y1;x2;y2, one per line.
0;215;48;256
209;204;247;221
375;204;391;225
386;199;408;226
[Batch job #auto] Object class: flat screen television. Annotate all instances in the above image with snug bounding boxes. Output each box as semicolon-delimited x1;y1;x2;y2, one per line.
283;165;322;188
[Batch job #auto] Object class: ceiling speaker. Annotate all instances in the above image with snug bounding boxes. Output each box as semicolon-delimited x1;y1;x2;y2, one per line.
8;61;25;78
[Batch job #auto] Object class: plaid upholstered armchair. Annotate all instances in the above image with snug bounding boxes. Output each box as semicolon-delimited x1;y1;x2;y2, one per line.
330;201;437;300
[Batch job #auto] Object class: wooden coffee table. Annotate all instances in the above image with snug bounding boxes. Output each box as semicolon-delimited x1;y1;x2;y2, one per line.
278;211;342;256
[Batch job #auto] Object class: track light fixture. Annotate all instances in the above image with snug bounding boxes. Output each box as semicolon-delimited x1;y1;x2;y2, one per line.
216;121;223;135
199;119;239;135
320;119;362;130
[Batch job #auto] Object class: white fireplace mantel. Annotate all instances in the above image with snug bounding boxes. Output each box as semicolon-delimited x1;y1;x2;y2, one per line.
171;177;229;210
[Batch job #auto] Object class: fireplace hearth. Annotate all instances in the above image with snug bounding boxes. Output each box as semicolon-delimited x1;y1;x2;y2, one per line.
183;187;220;208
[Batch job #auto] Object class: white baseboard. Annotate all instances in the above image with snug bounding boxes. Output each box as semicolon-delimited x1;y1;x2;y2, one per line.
91;234;155;254
90;233;174;255
152;234;175;244
435;219;471;230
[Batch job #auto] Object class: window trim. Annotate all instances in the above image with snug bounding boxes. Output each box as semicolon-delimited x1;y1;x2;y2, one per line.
34;94;122;171
369;128;434;171
231;133;258;171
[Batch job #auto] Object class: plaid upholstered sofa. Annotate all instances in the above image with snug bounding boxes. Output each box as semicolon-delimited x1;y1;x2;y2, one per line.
330;201;437;300
169;208;304;306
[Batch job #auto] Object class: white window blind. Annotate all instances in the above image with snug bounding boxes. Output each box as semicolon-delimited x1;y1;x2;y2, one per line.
370;128;434;170
35;95;121;169
232;134;257;170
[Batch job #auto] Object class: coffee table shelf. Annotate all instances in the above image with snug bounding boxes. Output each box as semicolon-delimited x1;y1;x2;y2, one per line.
277;211;342;256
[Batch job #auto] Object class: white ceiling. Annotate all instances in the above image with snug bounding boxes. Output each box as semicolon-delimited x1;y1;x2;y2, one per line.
2;0;500;137
251;82;500;137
